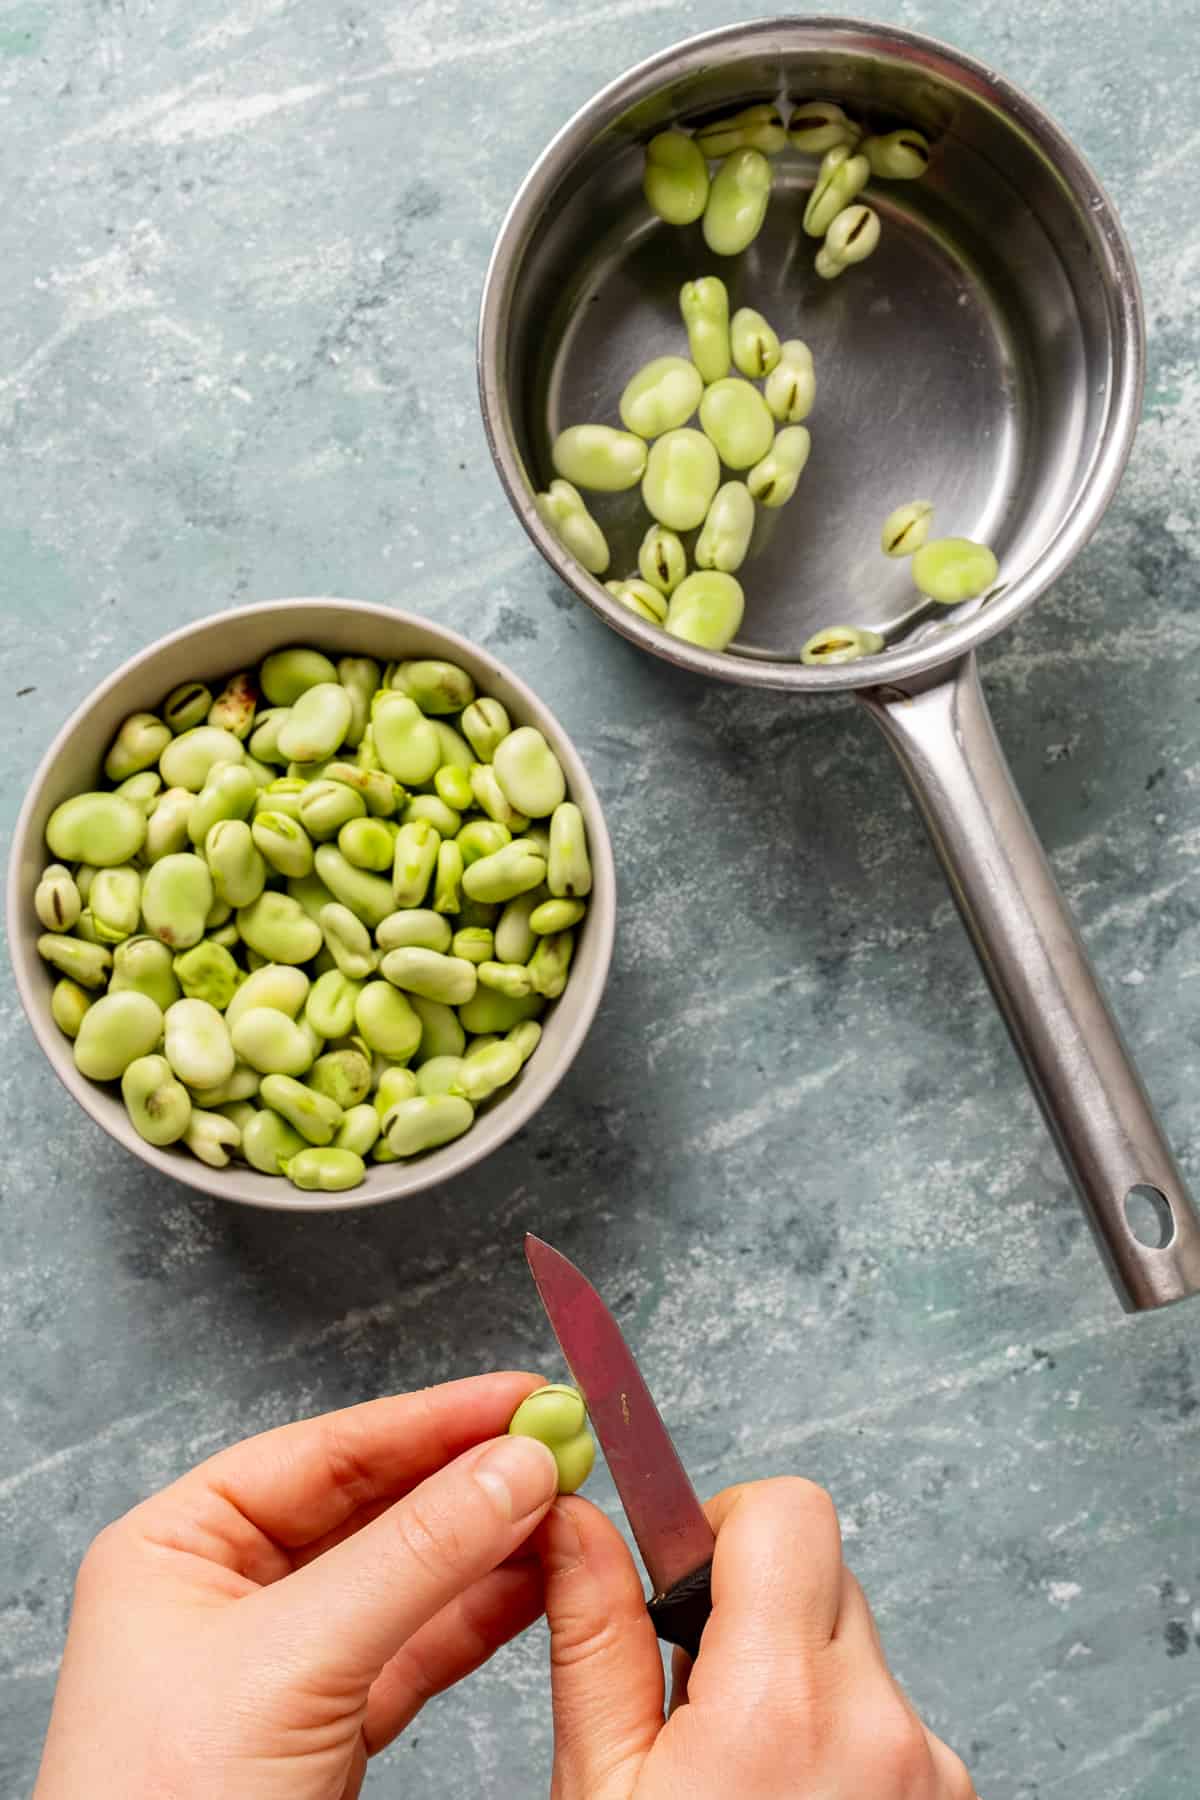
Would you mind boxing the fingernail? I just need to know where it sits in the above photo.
[475,1436,558,1522]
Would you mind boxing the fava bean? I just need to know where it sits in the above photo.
[530,897,586,935]
[372,694,441,787]
[159,727,244,793]
[552,424,647,493]
[305,969,362,1041]
[403,794,461,838]
[432,720,473,769]
[333,1104,380,1157]
[46,792,147,867]
[390,659,476,715]
[787,99,861,153]
[325,761,401,818]
[259,1073,342,1145]
[606,578,668,625]
[697,102,786,158]
[227,963,309,1027]
[703,148,772,256]
[255,777,307,823]
[800,623,885,666]
[313,846,394,930]
[881,500,934,557]
[547,803,591,899]
[307,1047,372,1109]
[144,788,195,862]
[385,1094,474,1158]
[337,657,381,749]
[461,698,511,765]
[281,1146,364,1192]
[206,819,267,909]
[619,355,704,439]
[141,853,213,950]
[452,927,493,964]
[528,930,575,999]
[164,997,235,1090]
[493,727,566,820]
[162,682,212,735]
[38,933,112,988]
[236,890,322,965]
[88,865,142,944]
[251,810,314,878]
[469,764,528,833]
[116,770,163,813]
[680,276,730,384]
[260,648,338,706]
[699,377,775,469]
[508,1019,543,1065]
[665,570,745,651]
[763,339,815,424]
[864,128,930,179]
[730,306,781,378]
[375,1065,419,1121]
[208,671,260,739]
[453,1038,523,1101]
[173,940,242,1010]
[35,865,81,933]
[408,994,467,1063]
[507,1385,594,1494]
[392,819,441,908]
[74,991,163,1082]
[434,763,474,813]
[109,936,181,1010]
[190,1062,261,1109]
[911,537,998,604]
[273,682,352,765]
[457,987,544,1035]
[747,426,811,508]
[248,707,291,765]
[338,816,394,872]
[815,203,880,278]
[231,1006,315,1077]
[477,961,534,999]
[642,428,721,532]
[242,1107,307,1173]
[457,819,511,866]
[695,481,755,574]
[642,130,709,225]
[299,778,366,841]
[183,1108,241,1168]
[354,981,422,1062]
[219,1100,258,1141]
[462,841,547,905]
[494,889,544,964]
[51,977,93,1038]
[121,1053,191,1146]
[434,839,464,915]
[287,870,339,924]
[417,1055,468,1097]
[638,524,688,597]
[104,713,171,782]
[803,144,870,238]
[380,947,477,1006]
[376,908,453,954]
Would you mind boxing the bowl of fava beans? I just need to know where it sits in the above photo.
[7,599,614,1209]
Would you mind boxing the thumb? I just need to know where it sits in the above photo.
[250,1433,558,1684]
[536,1498,664,1799]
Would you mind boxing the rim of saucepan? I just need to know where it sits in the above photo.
[7,598,616,1212]
[478,14,1146,694]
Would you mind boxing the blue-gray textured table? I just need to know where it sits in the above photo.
[2,3,1198,1795]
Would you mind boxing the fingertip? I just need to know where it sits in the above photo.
[474,1434,559,1524]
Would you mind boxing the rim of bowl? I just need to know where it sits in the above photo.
[7,597,616,1211]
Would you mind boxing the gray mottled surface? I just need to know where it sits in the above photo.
[2,2,1199,1795]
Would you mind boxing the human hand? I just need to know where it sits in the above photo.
[536,1476,976,1798]
[35,1373,559,1800]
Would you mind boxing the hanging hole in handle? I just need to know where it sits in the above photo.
[1124,1185,1176,1249]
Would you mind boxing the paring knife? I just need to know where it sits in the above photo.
[524,1233,715,1659]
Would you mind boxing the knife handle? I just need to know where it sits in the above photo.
[646,1559,713,1660]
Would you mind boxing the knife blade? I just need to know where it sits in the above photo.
[524,1233,715,1656]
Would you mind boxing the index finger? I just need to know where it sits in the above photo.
[137,1372,545,1560]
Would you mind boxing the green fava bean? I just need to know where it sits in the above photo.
[251,810,314,878]
[230,1007,316,1077]
[642,429,720,533]
[372,694,441,787]
[206,819,267,909]
[431,720,473,770]
[695,102,786,158]
[665,570,745,652]
[461,699,511,764]
[376,909,453,954]
[409,994,466,1063]
[104,712,172,782]
[747,426,812,508]
[355,981,422,1061]
[547,803,592,900]
[276,683,353,764]
[642,129,709,225]
[281,1146,365,1192]
[227,963,309,1027]
[457,819,511,867]
[173,940,242,1010]
[162,682,212,735]
[35,865,81,933]
[730,306,782,378]
[451,927,493,965]
[392,819,441,909]
[183,1108,241,1168]
[247,706,291,764]
[881,500,934,557]
[699,378,775,469]
[74,911,104,945]
[508,1019,543,1065]
[189,1061,262,1110]
[530,897,586,935]
[815,203,880,279]
[51,977,93,1038]
[381,947,477,1006]
[416,1055,468,1097]
[237,890,323,965]
[164,997,235,1090]
[619,355,704,439]
[507,1385,594,1494]
[319,902,377,979]
[606,578,668,625]
[462,842,547,905]
[680,276,730,384]
[144,788,196,863]
[638,524,687,597]
[255,777,307,823]
[911,538,999,604]
[375,1065,419,1119]
[800,624,885,666]
[219,1100,259,1142]
[433,841,464,916]
[529,930,575,999]
[46,792,147,867]
[551,424,647,494]
[305,969,362,1040]
[307,1048,372,1108]
[385,1094,474,1159]
[469,765,528,833]
[787,99,861,153]
[241,752,275,791]
[494,889,544,964]
[159,727,244,793]
[764,339,815,424]
[37,933,112,988]
[864,127,930,179]
[202,671,257,740]
[260,647,338,706]
[121,1053,191,1145]
[116,770,163,814]
[334,1103,380,1157]
[434,764,474,813]
[452,1037,523,1101]
[325,762,401,818]
[259,1073,343,1145]
[299,779,366,843]
[73,991,163,1082]
[312,846,394,930]
[803,144,870,237]
[492,728,566,820]
[337,817,394,872]
[389,659,476,715]
[403,795,461,839]
[703,147,772,256]
[695,481,755,574]
[242,1108,307,1173]
[477,961,534,999]
[534,479,611,577]
[457,987,544,1035]
[337,656,381,749]
[109,936,181,1010]
[141,853,214,950]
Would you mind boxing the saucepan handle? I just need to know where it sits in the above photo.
[858,652,1200,1312]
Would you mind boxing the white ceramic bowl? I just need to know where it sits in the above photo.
[7,598,615,1211]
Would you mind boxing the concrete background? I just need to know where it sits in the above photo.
[2,1,1198,1794]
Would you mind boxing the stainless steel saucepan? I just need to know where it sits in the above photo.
[477,17,1200,1310]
